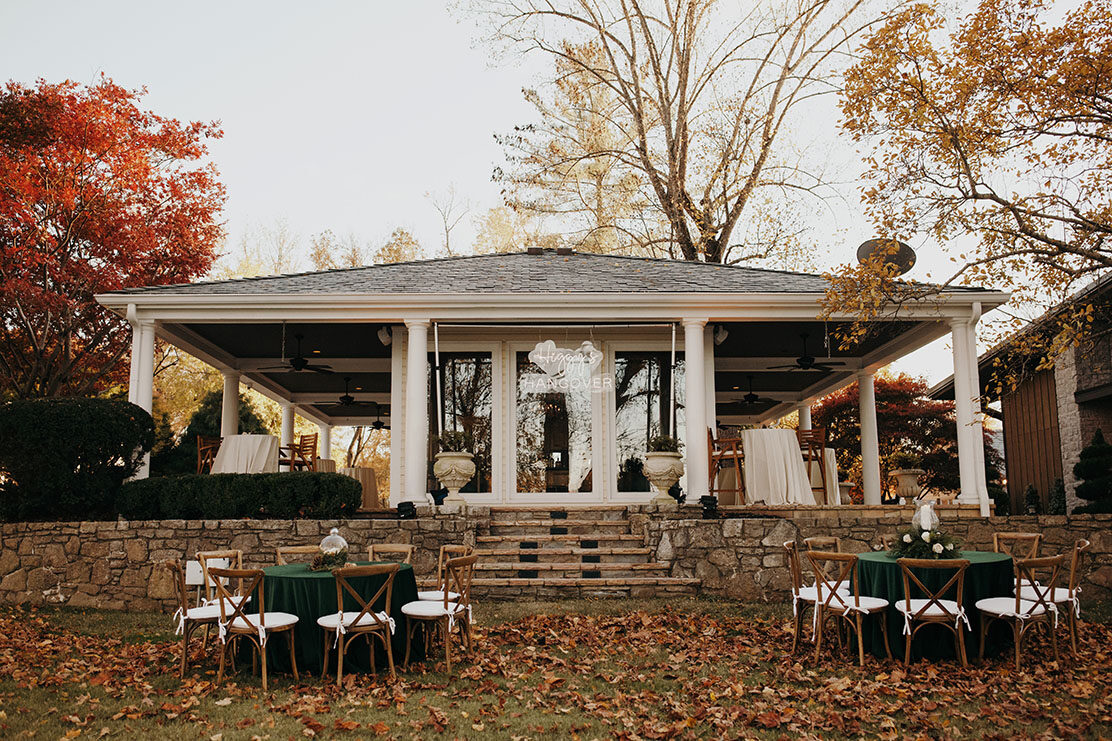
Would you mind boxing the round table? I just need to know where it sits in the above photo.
[856,550,1014,660]
[259,562,420,674]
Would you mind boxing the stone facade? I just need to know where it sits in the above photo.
[1,509,1108,609]
[1053,342,1112,512]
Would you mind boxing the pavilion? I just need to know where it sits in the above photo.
[96,248,1008,515]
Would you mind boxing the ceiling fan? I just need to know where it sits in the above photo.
[337,377,356,406]
[259,326,333,374]
[767,333,847,372]
[735,375,779,406]
[370,402,390,431]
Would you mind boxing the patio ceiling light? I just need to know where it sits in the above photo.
[377,326,392,346]
[713,325,729,345]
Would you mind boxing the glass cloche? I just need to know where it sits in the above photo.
[320,528,348,555]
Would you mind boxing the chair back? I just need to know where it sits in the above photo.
[298,433,319,468]
[1013,554,1067,616]
[803,536,841,552]
[1068,539,1091,598]
[207,567,265,631]
[805,551,859,610]
[163,559,190,614]
[197,549,243,601]
[368,543,415,564]
[993,532,1042,559]
[796,427,828,458]
[443,554,478,611]
[783,541,805,595]
[896,558,970,621]
[275,545,320,565]
[332,563,398,632]
[436,544,473,589]
[708,432,745,504]
[197,435,221,474]
[878,534,898,550]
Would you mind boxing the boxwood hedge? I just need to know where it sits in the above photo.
[116,472,362,520]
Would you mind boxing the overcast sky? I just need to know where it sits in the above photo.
[0,0,990,385]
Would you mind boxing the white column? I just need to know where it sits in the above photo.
[683,319,710,501]
[964,316,990,515]
[317,423,332,464]
[951,319,979,505]
[280,403,295,472]
[220,371,240,438]
[858,371,881,505]
[134,321,155,479]
[798,404,812,430]
[404,320,430,504]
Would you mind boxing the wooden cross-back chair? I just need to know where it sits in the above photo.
[783,540,846,654]
[993,532,1042,559]
[976,554,1066,669]
[896,558,971,666]
[163,559,223,678]
[1019,539,1091,655]
[197,435,221,474]
[803,536,842,553]
[418,544,473,602]
[708,430,745,505]
[318,563,400,684]
[402,554,477,672]
[207,567,299,691]
[279,433,318,471]
[796,427,828,501]
[368,543,415,565]
[275,545,321,565]
[806,551,892,666]
[196,550,245,606]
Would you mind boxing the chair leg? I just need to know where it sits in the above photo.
[336,634,345,687]
[385,632,396,681]
[288,629,299,682]
[813,608,824,662]
[180,624,191,678]
[404,620,414,669]
[1013,621,1022,671]
[790,601,801,654]
[904,624,912,666]
[1068,609,1079,656]
[321,631,330,679]
[855,614,865,666]
[978,616,988,663]
[879,612,892,661]
[956,625,968,668]
[217,638,227,686]
[1049,618,1060,662]
[443,619,452,672]
[260,639,268,693]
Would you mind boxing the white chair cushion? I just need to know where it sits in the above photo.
[401,600,467,619]
[794,583,850,601]
[825,595,888,612]
[975,597,1047,618]
[185,604,222,621]
[205,595,250,610]
[417,590,462,602]
[228,611,299,631]
[316,610,392,630]
[1018,586,1071,604]
[895,598,962,619]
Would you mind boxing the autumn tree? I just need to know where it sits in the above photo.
[481,0,880,263]
[0,77,225,398]
[372,227,422,264]
[832,0,1112,358]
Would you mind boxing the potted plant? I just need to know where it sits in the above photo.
[887,451,925,502]
[433,430,475,507]
[644,435,684,507]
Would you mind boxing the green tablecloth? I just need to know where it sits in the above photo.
[257,562,420,674]
[856,550,1014,660]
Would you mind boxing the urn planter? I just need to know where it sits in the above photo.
[434,451,476,506]
[644,451,684,506]
[889,468,925,501]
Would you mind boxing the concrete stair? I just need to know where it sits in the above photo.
[459,506,699,599]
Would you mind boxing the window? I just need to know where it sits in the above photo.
[614,352,685,492]
[428,352,493,493]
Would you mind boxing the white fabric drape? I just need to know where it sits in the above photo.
[210,434,279,474]
[742,429,815,505]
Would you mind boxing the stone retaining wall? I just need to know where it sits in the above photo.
[1,509,1107,610]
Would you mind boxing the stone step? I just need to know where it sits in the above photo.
[476,562,669,578]
[463,576,700,600]
[488,519,632,536]
[489,505,629,521]
[475,546,652,563]
[476,533,644,546]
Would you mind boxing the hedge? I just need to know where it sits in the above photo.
[116,472,362,520]
[0,397,154,521]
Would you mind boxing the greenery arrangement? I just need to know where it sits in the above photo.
[115,472,360,520]
[436,430,473,453]
[0,398,154,521]
[1074,429,1112,514]
[309,548,349,572]
[888,451,923,470]
[889,525,962,559]
[647,435,683,453]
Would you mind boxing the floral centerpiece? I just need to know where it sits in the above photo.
[310,527,349,572]
[889,502,961,559]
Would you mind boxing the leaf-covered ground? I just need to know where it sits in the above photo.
[0,599,1108,739]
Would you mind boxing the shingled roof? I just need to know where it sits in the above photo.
[109,249,842,296]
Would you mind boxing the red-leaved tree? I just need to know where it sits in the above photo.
[0,77,225,398]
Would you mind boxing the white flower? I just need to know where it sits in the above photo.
[921,531,931,543]
[946,543,954,551]
[932,542,944,554]
[903,534,912,543]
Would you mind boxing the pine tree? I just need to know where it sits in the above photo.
[1048,478,1067,516]
[1074,429,1112,513]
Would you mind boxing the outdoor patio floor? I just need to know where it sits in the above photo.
[0,599,1108,739]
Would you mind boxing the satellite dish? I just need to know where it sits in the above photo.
[856,238,916,276]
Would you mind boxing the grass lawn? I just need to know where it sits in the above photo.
[0,598,1109,739]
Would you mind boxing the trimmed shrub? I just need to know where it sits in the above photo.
[1048,477,1067,516]
[1074,429,1112,513]
[1023,484,1042,515]
[116,472,361,520]
[0,397,154,521]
